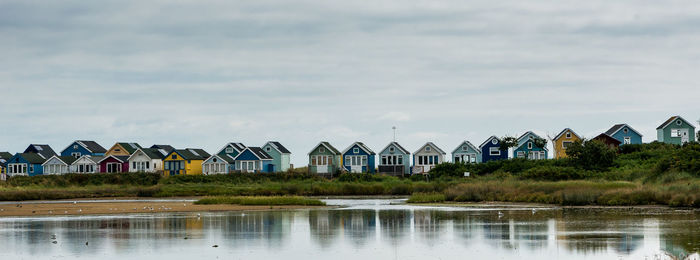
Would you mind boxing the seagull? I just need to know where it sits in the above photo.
[212,245,219,248]
[52,241,58,244]
[532,209,537,214]
[51,234,56,240]
[73,201,77,204]
[85,241,88,246]
[498,211,504,218]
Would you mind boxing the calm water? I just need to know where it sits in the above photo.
[0,199,698,260]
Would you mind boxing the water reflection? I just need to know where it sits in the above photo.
[0,202,697,260]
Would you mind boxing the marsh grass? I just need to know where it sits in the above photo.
[407,192,446,203]
[195,196,325,206]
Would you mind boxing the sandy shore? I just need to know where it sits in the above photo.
[0,198,328,217]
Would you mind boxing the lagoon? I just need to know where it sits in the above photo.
[0,199,697,260]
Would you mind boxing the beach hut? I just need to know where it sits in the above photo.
[656,116,696,145]
[308,142,342,176]
[71,155,103,173]
[604,124,643,145]
[60,140,107,158]
[128,148,168,173]
[162,149,210,176]
[412,142,446,174]
[105,142,142,156]
[42,155,78,175]
[341,142,376,173]
[452,141,481,164]
[553,128,582,159]
[261,141,292,172]
[514,131,548,160]
[6,153,47,177]
[232,147,274,173]
[377,142,411,176]
[479,136,508,162]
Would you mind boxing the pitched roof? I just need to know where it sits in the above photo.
[206,154,236,164]
[605,124,643,137]
[515,131,549,151]
[72,155,104,164]
[187,148,210,158]
[308,141,341,155]
[135,148,168,160]
[380,142,410,155]
[171,149,209,160]
[55,156,78,165]
[99,155,130,163]
[239,147,273,160]
[150,145,175,153]
[657,116,695,130]
[0,152,12,160]
[414,142,446,155]
[342,142,376,155]
[451,141,481,155]
[479,136,500,149]
[553,128,581,141]
[24,144,57,159]
[18,153,47,164]
[116,142,142,154]
[266,141,291,154]
[69,140,107,153]
[593,133,622,145]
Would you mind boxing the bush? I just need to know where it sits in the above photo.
[566,140,617,170]
[519,166,589,181]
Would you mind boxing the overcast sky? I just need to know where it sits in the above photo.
[2,0,699,166]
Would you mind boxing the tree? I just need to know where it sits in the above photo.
[499,136,519,151]
[566,139,617,170]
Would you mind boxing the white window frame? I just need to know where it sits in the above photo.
[562,141,572,149]
[389,147,395,153]
[462,146,467,151]
[528,142,533,149]
[425,146,431,152]
[225,148,233,153]
[624,137,631,144]
[676,120,682,126]
[353,148,359,154]
[319,147,325,153]
[566,132,571,138]
[489,147,500,156]
[491,139,498,145]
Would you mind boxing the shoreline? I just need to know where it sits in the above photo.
[0,197,330,218]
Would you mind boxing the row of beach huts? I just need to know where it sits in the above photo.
[0,116,697,179]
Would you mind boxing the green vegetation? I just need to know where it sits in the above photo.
[407,192,446,203]
[0,142,698,207]
[194,196,325,206]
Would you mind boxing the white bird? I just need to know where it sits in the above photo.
[532,209,537,214]
[498,211,504,218]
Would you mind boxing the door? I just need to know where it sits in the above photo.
[267,164,274,173]
[681,129,689,143]
[168,161,181,176]
[317,156,328,174]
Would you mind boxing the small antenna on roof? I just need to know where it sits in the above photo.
[392,126,397,142]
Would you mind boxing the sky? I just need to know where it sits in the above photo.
[1,0,700,166]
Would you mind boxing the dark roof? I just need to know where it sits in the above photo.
[116,142,142,154]
[77,140,107,153]
[605,124,643,137]
[24,144,57,159]
[605,124,626,136]
[150,145,175,153]
[269,141,291,154]
[20,153,47,164]
[657,116,694,130]
[593,133,622,145]
[343,142,376,155]
[0,152,12,160]
[173,149,208,160]
[208,154,236,164]
[57,156,78,165]
[230,143,246,151]
[249,147,273,160]
[321,142,341,154]
[139,148,167,159]
[187,148,210,158]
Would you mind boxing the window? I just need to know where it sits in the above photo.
[171,155,176,159]
[311,156,317,166]
[671,129,681,137]
[566,132,571,138]
[382,156,387,165]
[29,165,34,173]
[470,157,476,163]
[353,148,359,154]
[213,158,217,163]
[226,148,233,153]
[133,162,137,168]
[362,156,367,166]
[676,120,682,126]
[434,156,439,164]
[319,147,325,153]
[428,156,433,164]
[418,156,423,165]
[345,156,351,166]
[73,145,78,149]
[517,151,525,158]
[266,147,271,152]
[528,142,533,149]
[248,162,254,170]
[624,137,631,145]
[71,152,80,158]
[454,156,460,163]
[397,157,403,165]
[490,147,500,156]
[562,141,572,149]
[425,146,431,152]
[462,146,467,151]
[389,147,395,153]
[115,149,121,152]
[623,128,629,134]
[492,139,498,145]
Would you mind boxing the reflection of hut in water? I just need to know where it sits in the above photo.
[557,212,645,256]
[309,210,342,248]
[452,212,477,241]
[513,221,549,250]
[341,210,376,248]
[216,211,293,248]
[414,210,445,246]
[379,210,411,245]
[480,215,514,250]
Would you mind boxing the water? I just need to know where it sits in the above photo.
[0,199,697,260]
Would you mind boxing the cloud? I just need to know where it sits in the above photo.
[1,0,699,165]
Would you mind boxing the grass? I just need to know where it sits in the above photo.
[407,192,446,203]
[194,196,326,206]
